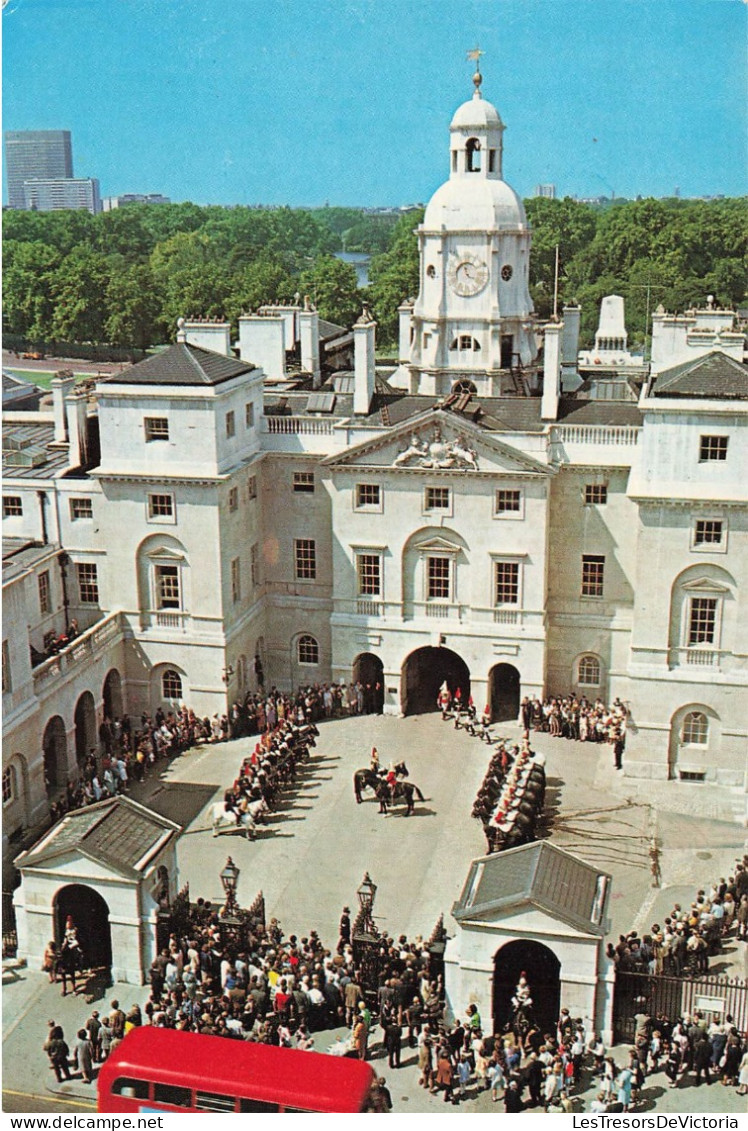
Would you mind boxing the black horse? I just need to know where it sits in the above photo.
[374,777,425,816]
[353,760,409,803]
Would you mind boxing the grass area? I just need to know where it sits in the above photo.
[6,369,57,390]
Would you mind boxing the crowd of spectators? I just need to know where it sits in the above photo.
[521,693,627,747]
[228,678,383,740]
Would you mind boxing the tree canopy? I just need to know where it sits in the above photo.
[3,196,745,351]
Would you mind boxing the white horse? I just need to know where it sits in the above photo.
[211,804,256,839]
[244,796,270,824]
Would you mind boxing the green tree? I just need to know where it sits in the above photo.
[367,209,422,344]
[299,255,362,326]
[105,264,161,349]
[49,250,117,343]
[2,240,61,339]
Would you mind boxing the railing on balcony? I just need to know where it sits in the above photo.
[154,611,188,630]
[552,424,641,446]
[264,416,335,435]
[355,598,383,617]
[32,611,125,691]
[666,646,724,670]
[493,607,519,625]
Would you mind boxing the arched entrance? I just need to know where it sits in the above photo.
[54,883,112,972]
[102,669,123,722]
[401,646,470,716]
[492,939,561,1037]
[489,663,521,723]
[352,652,384,713]
[43,715,68,798]
[74,691,96,765]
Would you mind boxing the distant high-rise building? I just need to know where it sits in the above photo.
[23,177,101,215]
[4,129,73,209]
[102,193,171,210]
[534,183,557,199]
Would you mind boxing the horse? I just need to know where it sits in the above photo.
[353,760,409,803]
[375,777,425,817]
[211,804,257,839]
[243,796,270,824]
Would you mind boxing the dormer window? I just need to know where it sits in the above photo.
[466,137,481,172]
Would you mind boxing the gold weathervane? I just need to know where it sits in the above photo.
[466,46,484,93]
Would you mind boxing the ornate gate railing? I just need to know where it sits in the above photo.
[613,970,748,1044]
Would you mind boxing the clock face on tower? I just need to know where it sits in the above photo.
[447,253,489,297]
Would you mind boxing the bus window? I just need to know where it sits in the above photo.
[112,1078,149,1100]
[238,1098,280,1113]
[153,1083,191,1108]
[195,1091,237,1113]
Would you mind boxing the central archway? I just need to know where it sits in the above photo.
[54,883,112,972]
[401,646,470,716]
[352,653,384,714]
[493,939,561,1038]
[489,663,521,723]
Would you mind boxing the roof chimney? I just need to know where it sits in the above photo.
[353,304,377,416]
[299,299,321,388]
[541,321,562,422]
[51,372,75,444]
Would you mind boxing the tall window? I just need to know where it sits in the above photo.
[245,402,255,429]
[3,496,23,517]
[427,556,451,601]
[2,766,15,805]
[581,555,605,598]
[148,493,174,519]
[162,670,183,700]
[250,543,260,588]
[687,597,717,645]
[38,570,51,615]
[225,410,236,438]
[247,475,257,500]
[699,435,728,461]
[357,554,381,596]
[228,487,239,512]
[2,640,11,694]
[494,561,519,605]
[293,472,315,493]
[682,711,708,745]
[77,562,99,603]
[156,565,180,609]
[577,655,601,686]
[298,635,319,665]
[70,497,93,520]
[144,417,169,442]
[294,539,317,580]
[231,557,241,603]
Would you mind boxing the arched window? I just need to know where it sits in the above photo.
[2,764,16,805]
[452,379,477,394]
[450,336,481,352]
[298,635,319,665]
[466,137,481,172]
[682,711,708,745]
[162,669,183,700]
[577,655,601,686]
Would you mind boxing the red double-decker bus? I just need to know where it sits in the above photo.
[97,1028,375,1113]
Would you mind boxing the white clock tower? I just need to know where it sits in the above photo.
[402,68,539,398]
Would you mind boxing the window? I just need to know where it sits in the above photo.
[228,487,239,513]
[247,475,257,500]
[156,565,180,609]
[239,1099,280,1114]
[70,497,93,520]
[162,670,183,700]
[581,555,605,598]
[112,1078,149,1100]
[3,496,23,517]
[682,711,709,745]
[356,483,381,509]
[577,655,601,686]
[148,493,174,519]
[38,570,50,615]
[294,539,317,580]
[357,553,381,596]
[699,435,728,461]
[494,561,519,605]
[693,519,723,547]
[427,556,451,601]
[153,1084,191,1108]
[76,562,99,603]
[298,634,319,665]
[245,402,255,428]
[425,486,450,511]
[687,597,717,645]
[450,336,481,351]
[225,410,235,439]
[293,471,315,493]
[2,767,16,807]
[250,543,260,588]
[584,484,608,505]
[144,417,169,442]
[196,1092,238,1114]
[231,557,241,603]
[1,640,10,693]
[495,489,522,515]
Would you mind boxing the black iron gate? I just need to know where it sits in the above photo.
[2,892,18,959]
[613,970,748,1044]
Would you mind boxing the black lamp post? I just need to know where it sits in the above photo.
[356,871,377,932]
[353,872,380,1006]
[220,856,240,918]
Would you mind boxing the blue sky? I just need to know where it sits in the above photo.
[3,0,747,206]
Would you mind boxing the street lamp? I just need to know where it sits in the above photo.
[356,871,377,932]
[220,856,240,917]
[353,872,380,1006]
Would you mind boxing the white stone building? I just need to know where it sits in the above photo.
[3,76,747,873]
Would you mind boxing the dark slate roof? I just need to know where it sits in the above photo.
[555,398,643,425]
[452,841,611,936]
[651,351,748,399]
[2,538,59,584]
[16,796,180,878]
[3,370,44,410]
[318,318,347,341]
[2,420,70,480]
[108,343,257,387]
